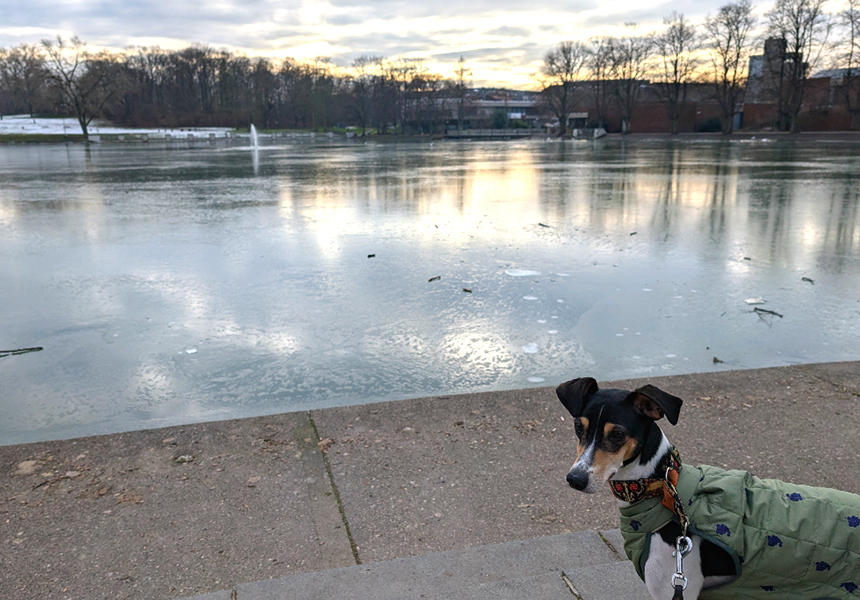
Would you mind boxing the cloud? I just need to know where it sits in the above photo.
[433,42,541,63]
[327,0,595,17]
[485,26,531,37]
[327,14,364,26]
[434,47,515,61]
[0,0,752,87]
[325,29,469,62]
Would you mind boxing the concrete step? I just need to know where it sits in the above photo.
[181,530,650,600]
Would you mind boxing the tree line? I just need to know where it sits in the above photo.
[0,39,465,139]
[542,0,860,135]
[1,0,859,138]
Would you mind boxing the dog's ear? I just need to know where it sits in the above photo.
[556,377,598,417]
[627,385,683,425]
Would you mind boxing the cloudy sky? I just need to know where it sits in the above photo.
[1,0,783,88]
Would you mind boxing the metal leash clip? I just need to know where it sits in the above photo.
[671,535,693,593]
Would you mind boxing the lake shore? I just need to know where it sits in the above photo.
[5,125,860,145]
[1,361,858,599]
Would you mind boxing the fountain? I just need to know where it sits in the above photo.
[249,123,259,148]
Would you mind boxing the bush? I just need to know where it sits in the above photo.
[491,109,508,129]
[697,116,722,133]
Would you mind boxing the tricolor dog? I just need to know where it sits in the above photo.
[556,377,860,600]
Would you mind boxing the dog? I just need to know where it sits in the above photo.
[556,377,860,600]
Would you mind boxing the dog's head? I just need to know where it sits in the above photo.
[556,377,682,493]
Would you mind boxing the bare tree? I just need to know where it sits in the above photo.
[541,41,588,137]
[41,36,123,139]
[705,1,756,133]
[841,0,860,128]
[386,58,420,133]
[766,0,831,132]
[586,37,614,129]
[653,12,699,134]
[0,44,48,119]
[409,69,446,133]
[351,55,383,135]
[610,26,653,134]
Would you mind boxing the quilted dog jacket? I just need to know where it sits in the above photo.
[618,463,860,599]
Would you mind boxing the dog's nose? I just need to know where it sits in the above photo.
[566,469,589,490]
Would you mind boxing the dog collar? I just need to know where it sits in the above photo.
[608,446,683,504]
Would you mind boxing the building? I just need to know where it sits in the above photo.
[744,38,860,131]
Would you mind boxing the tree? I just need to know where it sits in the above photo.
[610,26,653,134]
[542,40,588,137]
[308,58,335,131]
[409,69,446,133]
[766,0,831,132]
[586,37,614,130]
[249,58,277,128]
[653,12,699,134]
[0,44,49,118]
[351,55,383,135]
[41,36,124,139]
[387,58,420,134]
[705,0,756,134]
[841,0,860,128]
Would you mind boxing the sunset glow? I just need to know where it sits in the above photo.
[0,0,818,88]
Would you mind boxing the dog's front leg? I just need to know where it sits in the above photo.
[643,533,704,600]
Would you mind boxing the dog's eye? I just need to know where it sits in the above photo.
[603,427,628,450]
[608,427,627,442]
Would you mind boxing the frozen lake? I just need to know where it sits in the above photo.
[1,137,859,444]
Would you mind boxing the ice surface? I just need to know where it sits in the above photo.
[1,138,859,444]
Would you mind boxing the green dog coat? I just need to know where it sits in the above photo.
[618,463,860,599]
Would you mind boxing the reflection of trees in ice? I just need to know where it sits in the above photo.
[1,139,859,444]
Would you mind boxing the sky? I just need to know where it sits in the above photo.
[0,0,804,89]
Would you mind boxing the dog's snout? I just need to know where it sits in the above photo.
[566,469,589,491]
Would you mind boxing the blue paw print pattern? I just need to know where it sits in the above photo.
[786,492,803,501]
[815,561,831,571]
[760,585,775,592]
[715,523,731,536]
[630,520,641,532]
[767,535,783,547]
[840,582,858,593]
[848,515,860,528]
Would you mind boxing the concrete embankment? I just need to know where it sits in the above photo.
[1,362,858,599]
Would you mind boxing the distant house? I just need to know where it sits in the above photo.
[438,89,543,131]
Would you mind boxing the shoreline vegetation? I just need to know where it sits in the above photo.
[4,126,860,145]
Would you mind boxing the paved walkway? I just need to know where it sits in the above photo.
[185,530,649,600]
[1,362,858,599]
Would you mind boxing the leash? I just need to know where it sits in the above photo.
[609,447,694,599]
[671,534,693,599]
[663,458,693,599]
